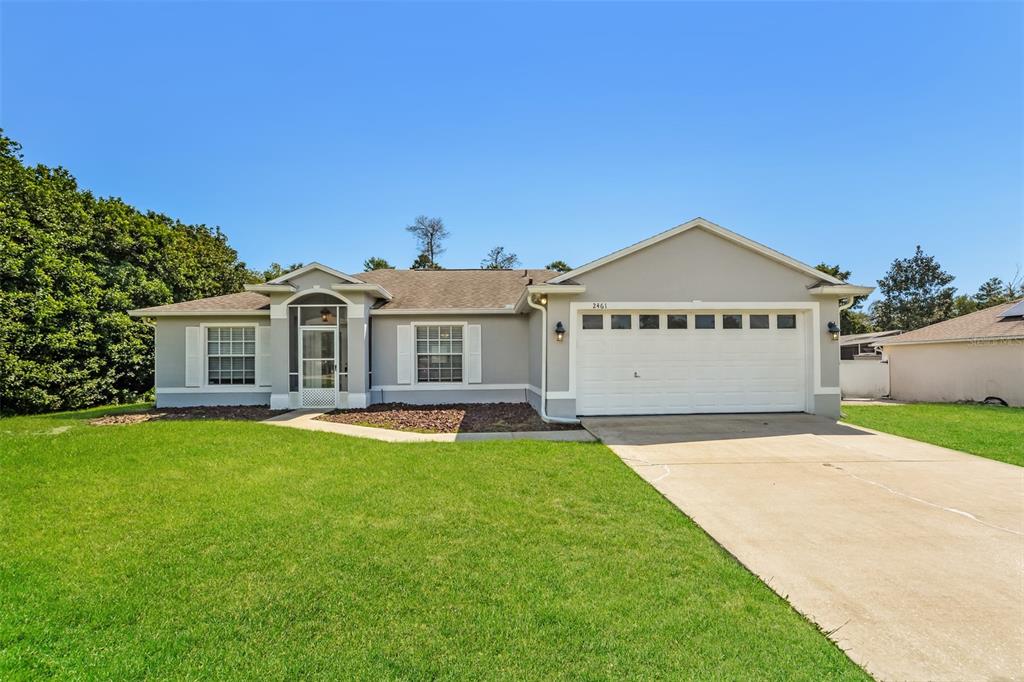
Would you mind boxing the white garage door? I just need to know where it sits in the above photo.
[576,311,808,415]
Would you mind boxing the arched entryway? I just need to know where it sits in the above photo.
[287,292,348,408]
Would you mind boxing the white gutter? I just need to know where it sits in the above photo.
[526,294,581,425]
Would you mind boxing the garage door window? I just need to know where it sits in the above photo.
[639,314,660,330]
[582,314,603,330]
[777,314,797,329]
[667,314,687,329]
[750,314,769,329]
[695,314,715,329]
[723,314,743,329]
[611,314,632,330]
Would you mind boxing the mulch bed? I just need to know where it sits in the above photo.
[316,402,580,434]
[90,406,288,426]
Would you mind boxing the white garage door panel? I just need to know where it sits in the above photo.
[576,311,807,415]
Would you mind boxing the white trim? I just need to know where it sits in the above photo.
[372,383,529,392]
[298,324,341,408]
[272,289,353,319]
[267,262,363,285]
[808,284,875,297]
[243,283,296,293]
[157,386,271,394]
[370,307,517,316]
[568,301,836,404]
[200,322,261,390]
[880,336,1024,347]
[527,384,541,396]
[548,217,845,285]
[546,390,574,400]
[347,304,366,319]
[410,321,469,387]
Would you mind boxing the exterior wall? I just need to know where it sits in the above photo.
[841,360,891,399]
[887,341,1024,406]
[153,315,271,408]
[368,313,531,404]
[546,227,844,418]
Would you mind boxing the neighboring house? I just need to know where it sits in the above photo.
[840,330,902,360]
[129,217,873,419]
[839,330,901,399]
[876,299,1024,406]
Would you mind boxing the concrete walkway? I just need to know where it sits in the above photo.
[584,413,1024,682]
[263,409,595,443]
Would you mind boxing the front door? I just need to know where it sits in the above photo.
[300,327,337,408]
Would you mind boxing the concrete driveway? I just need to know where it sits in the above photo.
[584,414,1024,682]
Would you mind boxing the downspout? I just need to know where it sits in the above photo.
[527,295,581,425]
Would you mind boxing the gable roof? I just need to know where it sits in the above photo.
[267,262,363,284]
[356,269,559,313]
[839,329,903,346]
[129,292,270,317]
[548,217,846,286]
[879,299,1024,346]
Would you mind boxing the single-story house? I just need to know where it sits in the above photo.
[875,298,1024,407]
[129,217,873,420]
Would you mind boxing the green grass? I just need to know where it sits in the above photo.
[1,408,866,680]
[842,403,1024,467]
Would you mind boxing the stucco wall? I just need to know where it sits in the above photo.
[545,226,843,417]
[154,316,270,388]
[369,314,531,387]
[887,341,1024,406]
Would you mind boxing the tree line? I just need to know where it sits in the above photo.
[1,128,1017,413]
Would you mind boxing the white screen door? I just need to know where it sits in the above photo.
[300,327,337,408]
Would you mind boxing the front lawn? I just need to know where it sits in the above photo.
[1,408,865,680]
[842,402,1024,467]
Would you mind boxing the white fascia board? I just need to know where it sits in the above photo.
[128,310,270,318]
[549,217,845,285]
[879,335,1024,347]
[266,261,364,285]
[330,283,393,300]
[370,307,518,316]
[526,284,586,295]
[244,283,296,293]
[808,284,875,297]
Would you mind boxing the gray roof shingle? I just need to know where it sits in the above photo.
[881,299,1024,345]
[130,292,270,315]
[355,269,559,311]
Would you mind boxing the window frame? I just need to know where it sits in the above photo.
[777,314,798,330]
[202,323,258,387]
[412,322,467,385]
[722,314,743,330]
[666,314,688,330]
[638,314,661,330]
[694,314,716,330]
[581,314,604,330]
[610,314,633,330]
[749,314,770,330]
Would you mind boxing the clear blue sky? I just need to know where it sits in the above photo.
[2,1,1021,299]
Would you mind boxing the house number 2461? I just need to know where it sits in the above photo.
[592,303,608,309]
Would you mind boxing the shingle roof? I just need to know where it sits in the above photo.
[355,269,559,311]
[880,299,1024,345]
[130,292,270,315]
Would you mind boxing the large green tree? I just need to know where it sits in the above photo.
[869,246,956,331]
[0,132,251,413]
[814,263,873,334]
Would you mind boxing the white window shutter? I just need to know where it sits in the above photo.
[467,324,482,384]
[396,325,413,385]
[256,326,272,387]
[185,326,202,387]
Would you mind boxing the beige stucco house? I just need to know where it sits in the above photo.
[876,299,1024,406]
[129,217,872,420]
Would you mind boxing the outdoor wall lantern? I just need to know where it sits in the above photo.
[827,321,840,341]
[320,308,334,323]
[539,294,548,305]
[554,321,566,342]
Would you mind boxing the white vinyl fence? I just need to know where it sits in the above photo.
[840,360,890,399]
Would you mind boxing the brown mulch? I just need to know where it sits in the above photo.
[316,402,581,434]
[89,406,288,426]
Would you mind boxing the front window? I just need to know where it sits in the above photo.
[207,326,255,385]
[416,325,463,383]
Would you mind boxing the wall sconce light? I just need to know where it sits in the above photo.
[554,321,565,342]
[827,321,840,341]
[320,308,333,323]
[539,294,548,305]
